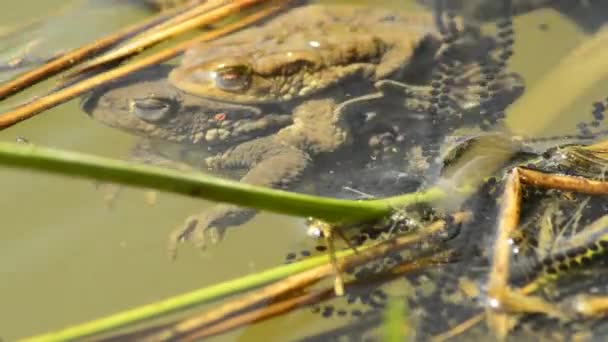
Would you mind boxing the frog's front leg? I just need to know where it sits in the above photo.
[169,99,344,256]
[169,136,310,256]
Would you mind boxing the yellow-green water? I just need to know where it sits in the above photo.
[0,1,607,341]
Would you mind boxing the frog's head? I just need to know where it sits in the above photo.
[168,45,330,105]
[81,65,291,147]
[167,10,400,106]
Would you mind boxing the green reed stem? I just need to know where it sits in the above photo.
[21,247,358,342]
[22,212,462,342]
[0,142,446,341]
[0,142,445,223]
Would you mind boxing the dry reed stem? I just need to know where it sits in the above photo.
[180,250,456,341]
[144,213,470,341]
[445,165,608,341]
[183,287,333,341]
[0,2,285,130]
[519,168,608,194]
[72,0,244,75]
[145,264,333,341]
[487,169,522,291]
[485,168,521,340]
[0,0,196,100]
[432,313,485,342]
[568,295,608,317]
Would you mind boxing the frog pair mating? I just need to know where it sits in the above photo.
[82,4,524,255]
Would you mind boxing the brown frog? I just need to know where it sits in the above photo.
[84,64,521,255]
[168,5,452,104]
[85,5,523,254]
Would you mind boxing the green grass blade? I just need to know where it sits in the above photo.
[20,248,356,342]
[0,142,445,222]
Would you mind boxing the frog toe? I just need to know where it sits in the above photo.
[168,205,256,259]
[168,215,203,259]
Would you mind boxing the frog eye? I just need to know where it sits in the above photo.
[130,97,174,122]
[214,65,251,91]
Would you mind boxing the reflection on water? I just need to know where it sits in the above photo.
[0,1,607,341]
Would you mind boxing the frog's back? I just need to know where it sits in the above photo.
[180,4,441,77]
[171,4,445,104]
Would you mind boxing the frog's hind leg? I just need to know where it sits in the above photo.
[168,136,310,258]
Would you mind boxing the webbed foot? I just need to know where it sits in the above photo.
[168,204,255,259]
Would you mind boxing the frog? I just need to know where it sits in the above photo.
[85,4,524,254]
[168,4,451,103]
[84,62,523,255]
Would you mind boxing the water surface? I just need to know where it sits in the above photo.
[0,1,607,340]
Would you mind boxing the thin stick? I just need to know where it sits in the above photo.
[183,251,455,341]
[142,213,471,341]
[144,265,333,341]
[432,313,485,342]
[434,276,567,342]
[487,169,521,296]
[72,0,256,75]
[568,295,608,317]
[0,0,196,100]
[322,223,345,296]
[519,168,608,194]
[440,165,608,341]
[182,288,333,341]
[0,2,285,130]
[485,168,522,340]
[433,272,547,342]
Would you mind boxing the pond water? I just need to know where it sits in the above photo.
[0,0,608,341]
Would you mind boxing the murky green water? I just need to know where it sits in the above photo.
[0,1,607,341]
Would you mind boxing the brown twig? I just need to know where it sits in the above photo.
[519,168,608,194]
[432,313,485,342]
[183,250,456,341]
[567,295,608,317]
[145,265,332,341]
[141,213,471,341]
[0,0,198,100]
[0,2,286,130]
[185,287,333,341]
[71,0,246,76]
[441,164,608,341]
[485,168,522,340]
[185,251,456,340]
[487,169,521,296]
